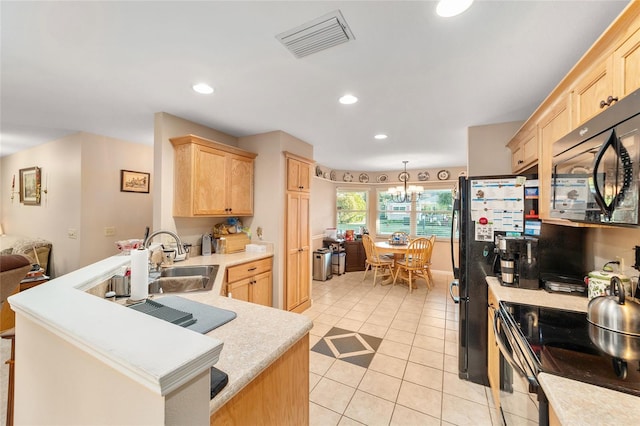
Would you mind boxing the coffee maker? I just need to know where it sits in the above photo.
[495,235,540,289]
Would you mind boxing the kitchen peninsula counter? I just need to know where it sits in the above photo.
[7,248,311,424]
[486,277,640,425]
[170,292,312,415]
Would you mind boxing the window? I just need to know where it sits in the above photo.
[377,191,411,235]
[415,188,453,238]
[336,190,368,234]
[377,187,453,238]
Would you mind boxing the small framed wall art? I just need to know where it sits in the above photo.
[19,166,41,205]
[120,170,150,193]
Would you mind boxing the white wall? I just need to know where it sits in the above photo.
[467,121,523,176]
[239,130,314,309]
[0,132,153,276]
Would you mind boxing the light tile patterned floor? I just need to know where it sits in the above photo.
[302,270,499,426]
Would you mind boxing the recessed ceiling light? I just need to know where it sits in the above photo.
[436,0,474,18]
[374,134,388,140]
[192,83,214,94]
[339,94,358,105]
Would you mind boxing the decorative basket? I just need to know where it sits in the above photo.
[389,232,408,245]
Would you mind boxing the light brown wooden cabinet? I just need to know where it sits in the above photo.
[226,257,273,307]
[613,26,640,99]
[210,334,309,425]
[284,152,312,313]
[285,191,311,312]
[537,96,571,221]
[505,3,640,227]
[170,134,257,217]
[509,126,538,173]
[487,287,501,413]
[286,157,311,192]
[571,56,614,126]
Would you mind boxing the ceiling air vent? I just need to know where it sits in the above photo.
[276,10,355,58]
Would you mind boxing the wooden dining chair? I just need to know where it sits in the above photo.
[361,234,393,287]
[392,237,432,293]
[423,235,436,289]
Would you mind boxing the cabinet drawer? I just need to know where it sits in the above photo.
[226,257,272,282]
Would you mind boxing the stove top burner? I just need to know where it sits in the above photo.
[501,301,640,397]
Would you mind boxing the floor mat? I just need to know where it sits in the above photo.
[311,327,382,368]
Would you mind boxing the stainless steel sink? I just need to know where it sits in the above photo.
[148,265,219,294]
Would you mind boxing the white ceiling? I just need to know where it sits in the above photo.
[0,1,630,172]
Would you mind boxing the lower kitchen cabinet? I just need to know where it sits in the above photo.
[210,334,309,425]
[226,257,273,307]
[487,287,501,414]
[344,240,366,272]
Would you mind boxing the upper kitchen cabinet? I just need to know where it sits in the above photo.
[573,12,640,126]
[571,56,614,126]
[537,95,571,221]
[613,26,640,99]
[170,135,257,217]
[286,156,312,192]
[508,125,538,173]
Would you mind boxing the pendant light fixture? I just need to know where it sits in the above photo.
[388,161,423,203]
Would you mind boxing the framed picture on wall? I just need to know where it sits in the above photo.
[120,170,150,193]
[19,166,41,205]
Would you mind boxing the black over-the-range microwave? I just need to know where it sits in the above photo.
[551,88,640,226]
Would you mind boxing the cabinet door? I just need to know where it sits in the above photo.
[572,56,614,126]
[613,27,640,99]
[252,270,273,307]
[194,146,227,215]
[298,161,311,192]
[511,143,524,173]
[298,193,311,306]
[227,278,250,302]
[538,96,571,220]
[285,192,310,311]
[228,154,254,215]
[287,158,312,192]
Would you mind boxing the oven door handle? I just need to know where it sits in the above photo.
[492,306,537,387]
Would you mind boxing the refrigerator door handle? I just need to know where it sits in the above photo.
[451,199,460,279]
[449,280,460,303]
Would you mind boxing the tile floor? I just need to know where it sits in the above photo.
[302,270,500,426]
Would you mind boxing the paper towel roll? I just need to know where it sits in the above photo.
[130,248,149,301]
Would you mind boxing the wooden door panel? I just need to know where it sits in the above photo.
[194,147,227,214]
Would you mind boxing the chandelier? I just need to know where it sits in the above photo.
[387,161,423,203]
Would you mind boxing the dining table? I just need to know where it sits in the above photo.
[374,241,409,285]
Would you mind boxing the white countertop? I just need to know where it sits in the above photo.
[168,292,312,413]
[487,276,588,312]
[487,277,640,424]
[6,245,292,404]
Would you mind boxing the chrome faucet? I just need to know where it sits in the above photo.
[143,230,187,262]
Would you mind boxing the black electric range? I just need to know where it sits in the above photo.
[500,301,640,397]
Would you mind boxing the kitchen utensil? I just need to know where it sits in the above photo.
[587,276,640,336]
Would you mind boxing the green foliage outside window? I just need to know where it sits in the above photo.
[337,191,367,234]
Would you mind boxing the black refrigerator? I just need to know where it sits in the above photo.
[450,175,586,386]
